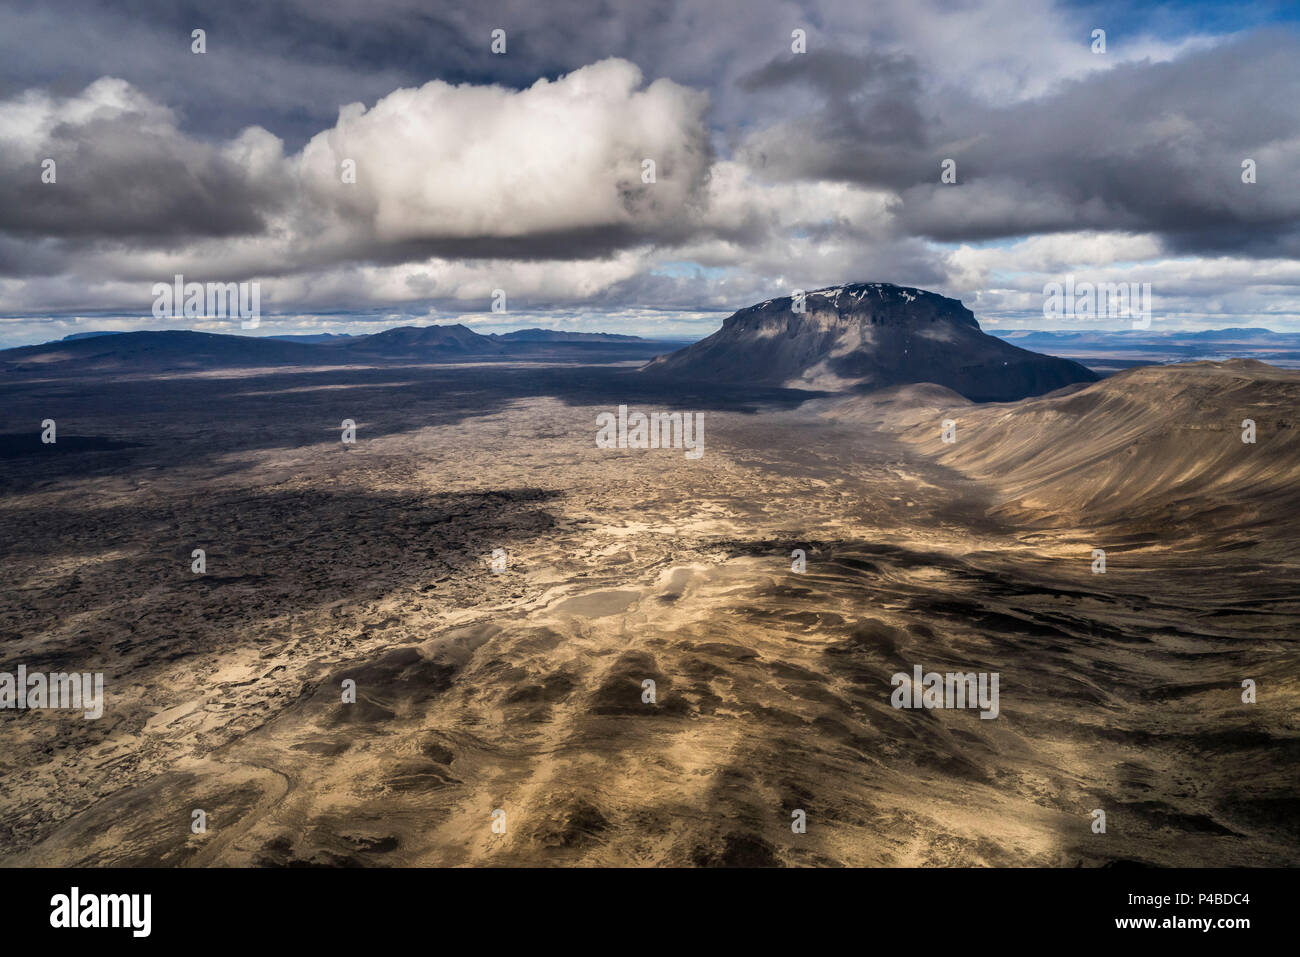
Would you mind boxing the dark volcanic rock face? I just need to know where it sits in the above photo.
[644,283,1098,401]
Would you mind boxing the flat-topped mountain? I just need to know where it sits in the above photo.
[0,329,322,372]
[339,323,499,357]
[643,282,1098,401]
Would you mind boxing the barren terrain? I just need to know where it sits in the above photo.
[1,357,1296,866]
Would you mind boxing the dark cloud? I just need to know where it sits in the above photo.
[0,0,776,148]
[738,29,1300,254]
[0,125,286,245]
[737,49,931,187]
[1,0,1298,337]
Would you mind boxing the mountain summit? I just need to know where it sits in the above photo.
[644,283,1098,401]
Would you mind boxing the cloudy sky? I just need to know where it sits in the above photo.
[1,0,1298,346]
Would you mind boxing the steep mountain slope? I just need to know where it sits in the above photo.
[900,359,1300,532]
[643,283,1097,401]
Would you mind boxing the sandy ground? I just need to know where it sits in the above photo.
[0,359,1296,866]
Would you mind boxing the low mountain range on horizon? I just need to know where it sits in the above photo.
[643,282,1098,401]
[489,328,653,342]
[336,323,499,357]
[993,327,1300,372]
[7,330,325,370]
[266,332,357,343]
[995,327,1297,343]
[1,324,683,372]
[50,325,659,345]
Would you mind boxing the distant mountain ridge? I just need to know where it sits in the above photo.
[0,324,683,371]
[992,327,1300,372]
[61,331,124,341]
[996,327,1291,341]
[338,324,498,356]
[489,328,653,342]
[2,330,322,372]
[267,333,356,343]
[644,282,1098,401]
